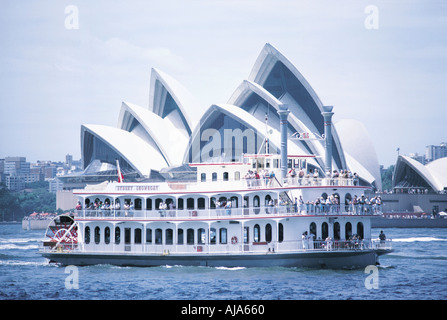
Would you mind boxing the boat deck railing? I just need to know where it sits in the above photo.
[165,177,360,191]
[75,204,382,221]
[41,238,392,255]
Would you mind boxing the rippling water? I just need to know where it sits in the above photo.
[1,223,446,300]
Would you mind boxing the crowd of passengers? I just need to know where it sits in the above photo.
[301,231,366,250]
[76,193,382,216]
[243,167,360,187]
[300,194,383,215]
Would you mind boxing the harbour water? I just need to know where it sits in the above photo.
[1,223,446,301]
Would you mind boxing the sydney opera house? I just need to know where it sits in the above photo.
[62,43,383,191]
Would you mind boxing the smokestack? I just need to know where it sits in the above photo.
[278,105,290,182]
[321,106,334,174]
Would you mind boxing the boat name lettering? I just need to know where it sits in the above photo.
[115,185,159,191]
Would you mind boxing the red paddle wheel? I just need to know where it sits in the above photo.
[43,214,78,251]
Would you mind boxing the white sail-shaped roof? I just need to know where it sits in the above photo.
[77,43,383,190]
[148,68,204,136]
[183,103,315,166]
[81,124,167,177]
[334,119,382,190]
[394,155,445,192]
[118,101,188,166]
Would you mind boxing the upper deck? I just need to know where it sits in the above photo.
[73,154,376,222]
[74,153,364,196]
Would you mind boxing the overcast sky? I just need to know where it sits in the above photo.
[1,0,446,167]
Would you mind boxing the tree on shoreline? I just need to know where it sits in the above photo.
[0,182,56,221]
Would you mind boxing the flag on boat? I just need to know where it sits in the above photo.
[116,160,124,183]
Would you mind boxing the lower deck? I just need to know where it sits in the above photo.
[45,214,392,256]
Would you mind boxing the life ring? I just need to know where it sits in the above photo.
[231,236,238,245]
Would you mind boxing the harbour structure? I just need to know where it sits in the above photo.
[58,43,382,195]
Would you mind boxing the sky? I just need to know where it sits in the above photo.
[0,0,446,167]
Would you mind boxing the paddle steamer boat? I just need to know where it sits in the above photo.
[41,153,392,268]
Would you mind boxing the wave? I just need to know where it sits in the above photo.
[392,237,447,243]
[0,237,42,244]
[0,260,51,267]
[0,244,39,250]
[215,266,246,271]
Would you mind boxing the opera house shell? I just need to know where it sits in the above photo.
[73,43,382,191]
[393,155,447,193]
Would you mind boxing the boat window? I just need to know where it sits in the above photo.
[210,228,216,244]
[178,229,184,245]
[198,198,206,210]
[85,226,90,244]
[344,193,352,212]
[210,197,216,209]
[166,198,174,209]
[244,196,249,208]
[310,222,317,238]
[219,228,227,244]
[115,227,120,245]
[345,222,352,239]
[234,171,240,181]
[244,226,249,244]
[321,222,328,239]
[155,228,163,244]
[274,159,279,168]
[187,228,194,244]
[94,226,100,244]
[198,228,206,244]
[357,222,364,239]
[333,222,340,240]
[223,172,229,181]
[166,229,173,245]
[134,198,142,210]
[253,195,260,207]
[135,228,142,244]
[201,173,206,182]
[265,224,272,243]
[278,223,284,243]
[254,224,261,242]
[104,227,110,244]
[178,198,184,210]
[146,228,152,243]
[146,198,152,210]
[212,172,217,181]
[230,196,238,208]
[187,198,194,210]
[253,196,260,214]
[125,228,131,245]
[265,195,272,206]
[155,198,163,210]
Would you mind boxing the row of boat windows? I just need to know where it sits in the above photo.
[83,221,364,245]
[84,224,284,245]
[83,193,358,211]
[311,221,365,240]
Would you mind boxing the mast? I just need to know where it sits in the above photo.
[277,104,290,182]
